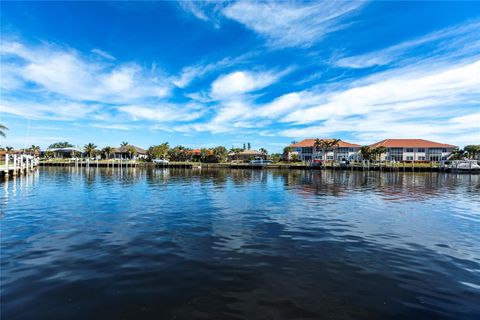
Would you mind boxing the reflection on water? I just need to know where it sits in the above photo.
[1,167,480,320]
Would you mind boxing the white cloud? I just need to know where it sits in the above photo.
[1,41,170,104]
[210,70,278,100]
[222,1,365,48]
[282,60,480,124]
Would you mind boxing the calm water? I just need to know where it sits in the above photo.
[1,167,479,319]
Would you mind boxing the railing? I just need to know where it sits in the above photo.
[1,154,38,175]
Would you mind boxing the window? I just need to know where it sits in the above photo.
[417,148,425,152]
[406,148,414,152]
[406,156,413,161]
[327,156,334,160]
[442,148,447,153]
[418,156,426,161]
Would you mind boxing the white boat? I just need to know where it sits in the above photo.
[447,160,480,172]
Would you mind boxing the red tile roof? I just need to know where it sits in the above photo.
[370,139,456,148]
[290,139,361,148]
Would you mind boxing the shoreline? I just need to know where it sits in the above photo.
[35,161,477,173]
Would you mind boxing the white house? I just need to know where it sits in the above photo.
[290,139,361,162]
[370,139,457,161]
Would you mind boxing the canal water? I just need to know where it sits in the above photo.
[1,167,479,319]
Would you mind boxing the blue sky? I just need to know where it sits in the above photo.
[0,1,479,152]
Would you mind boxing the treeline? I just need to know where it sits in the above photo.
[38,141,284,163]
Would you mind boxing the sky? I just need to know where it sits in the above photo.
[0,1,479,152]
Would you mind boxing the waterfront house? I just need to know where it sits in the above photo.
[113,145,147,160]
[45,147,82,158]
[370,139,457,161]
[227,150,265,162]
[290,139,361,162]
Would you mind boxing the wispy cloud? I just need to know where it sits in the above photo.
[118,104,203,123]
[91,48,116,60]
[180,0,365,48]
[337,20,480,69]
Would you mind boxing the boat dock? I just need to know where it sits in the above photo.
[1,154,38,179]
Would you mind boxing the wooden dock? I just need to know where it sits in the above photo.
[1,154,38,179]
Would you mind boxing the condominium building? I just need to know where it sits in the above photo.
[290,139,361,162]
[370,139,457,161]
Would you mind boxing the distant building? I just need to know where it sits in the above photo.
[290,139,361,162]
[113,145,147,160]
[370,139,457,161]
[45,147,82,158]
[227,150,265,162]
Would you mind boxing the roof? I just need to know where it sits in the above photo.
[290,139,361,148]
[228,149,263,156]
[47,147,82,152]
[114,145,147,154]
[370,139,457,148]
[191,149,213,155]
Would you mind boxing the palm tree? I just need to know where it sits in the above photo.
[84,143,97,158]
[102,146,114,159]
[259,148,268,158]
[5,146,13,152]
[0,124,8,138]
[372,146,387,161]
[360,146,371,160]
[121,141,129,147]
[229,147,242,162]
[449,148,465,160]
[126,145,137,160]
[330,139,341,162]
[29,145,41,156]
[464,145,480,159]
[313,138,322,159]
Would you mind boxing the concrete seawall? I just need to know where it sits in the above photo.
[36,161,457,173]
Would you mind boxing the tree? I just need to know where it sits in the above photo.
[48,142,74,148]
[0,124,8,138]
[199,148,210,162]
[313,138,322,159]
[84,143,97,158]
[449,148,465,160]
[5,146,13,152]
[464,145,480,159]
[243,143,246,150]
[147,143,169,160]
[127,146,137,159]
[371,146,387,161]
[259,148,268,158]
[247,142,251,150]
[121,141,129,147]
[269,153,282,163]
[290,154,300,162]
[360,146,371,160]
[168,146,191,162]
[229,147,243,162]
[213,146,228,162]
[317,139,341,162]
[27,145,41,156]
[102,146,114,159]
